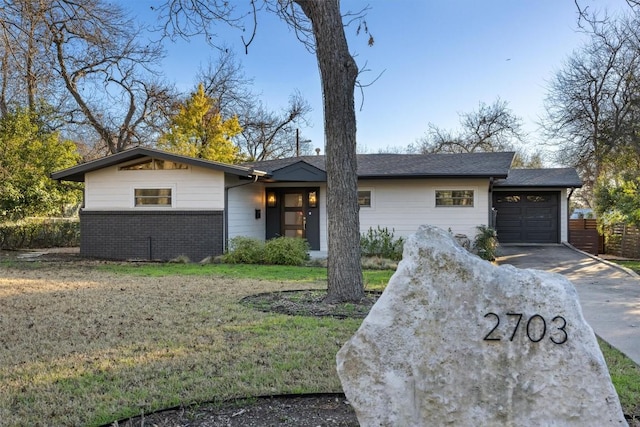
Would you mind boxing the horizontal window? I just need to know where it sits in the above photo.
[134,188,172,206]
[436,190,474,207]
[358,190,372,207]
[121,158,188,170]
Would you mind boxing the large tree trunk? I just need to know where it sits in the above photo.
[295,0,364,302]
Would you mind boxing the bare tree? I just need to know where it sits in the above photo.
[161,0,369,302]
[0,0,176,154]
[543,11,640,201]
[236,93,312,161]
[197,51,312,160]
[418,99,525,154]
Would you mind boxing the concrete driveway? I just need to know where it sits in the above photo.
[497,244,640,366]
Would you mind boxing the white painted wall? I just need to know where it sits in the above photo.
[358,178,491,241]
[226,176,265,242]
[84,163,225,210]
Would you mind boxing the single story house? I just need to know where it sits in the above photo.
[51,147,582,261]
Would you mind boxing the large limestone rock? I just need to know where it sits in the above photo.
[337,225,627,426]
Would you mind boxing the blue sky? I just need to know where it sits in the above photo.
[123,0,631,160]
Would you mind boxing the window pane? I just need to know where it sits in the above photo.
[134,188,172,206]
[358,190,371,207]
[284,193,303,207]
[121,159,153,170]
[527,195,549,203]
[436,190,474,207]
[121,158,188,170]
[496,195,520,203]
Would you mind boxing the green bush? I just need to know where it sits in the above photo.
[360,226,405,261]
[473,225,498,261]
[264,236,310,265]
[222,237,265,264]
[0,218,79,249]
[222,236,309,266]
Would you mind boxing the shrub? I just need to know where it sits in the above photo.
[0,218,79,249]
[360,226,405,261]
[473,225,498,261]
[222,237,265,264]
[222,236,309,266]
[263,236,309,266]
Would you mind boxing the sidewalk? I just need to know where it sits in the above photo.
[497,244,640,366]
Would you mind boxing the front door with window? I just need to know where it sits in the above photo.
[265,188,320,250]
[283,192,305,238]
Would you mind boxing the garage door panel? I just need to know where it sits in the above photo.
[493,191,559,244]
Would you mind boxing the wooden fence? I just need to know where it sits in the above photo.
[568,219,603,255]
[605,223,640,259]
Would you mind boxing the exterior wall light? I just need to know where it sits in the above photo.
[267,192,277,208]
[308,191,317,208]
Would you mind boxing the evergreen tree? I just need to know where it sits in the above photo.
[159,83,242,163]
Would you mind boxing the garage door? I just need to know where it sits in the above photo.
[493,192,559,243]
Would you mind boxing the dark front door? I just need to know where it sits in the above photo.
[265,188,320,250]
[493,191,560,244]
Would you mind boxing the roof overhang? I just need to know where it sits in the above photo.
[51,147,264,182]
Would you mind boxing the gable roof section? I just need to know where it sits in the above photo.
[494,168,583,188]
[51,147,264,182]
[266,160,327,182]
[245,152,515,179]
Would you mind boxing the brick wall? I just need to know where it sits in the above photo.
[80,210,224,261]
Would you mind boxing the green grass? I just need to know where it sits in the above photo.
[599,337,640,417]
[98,262,395,291]
[1,261,638,425]
[611,259,640,274]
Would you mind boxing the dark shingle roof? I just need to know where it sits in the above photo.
[494,168,582,188]
[245,152,516,179]
[51,147,261,182]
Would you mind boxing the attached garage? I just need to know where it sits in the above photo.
[492,169,582,245]
[493,191,559,243]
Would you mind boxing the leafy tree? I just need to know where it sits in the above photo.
[594,176,640,228]
[161,0,369,302]
[158,83,241,162]
[0,107,81,220]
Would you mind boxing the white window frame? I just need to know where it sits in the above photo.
[358,188,374,208]
[131,185,176,208]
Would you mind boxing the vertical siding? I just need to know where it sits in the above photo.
[85,164,225,209]
[358,179,490,240]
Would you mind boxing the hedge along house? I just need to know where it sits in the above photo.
[52,147,582,261]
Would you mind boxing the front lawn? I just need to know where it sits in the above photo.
[0,261,637,425]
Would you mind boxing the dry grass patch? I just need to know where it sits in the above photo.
[0,264,359,426]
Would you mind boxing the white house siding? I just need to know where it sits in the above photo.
[84,164,225,210]
[226,176,265,242]
[357,178,491,241]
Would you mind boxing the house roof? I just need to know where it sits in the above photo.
[494,168,583,188]
[246,152,516,180]
[51,147,265,182]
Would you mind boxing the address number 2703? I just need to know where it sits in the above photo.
[483,312,568,345]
